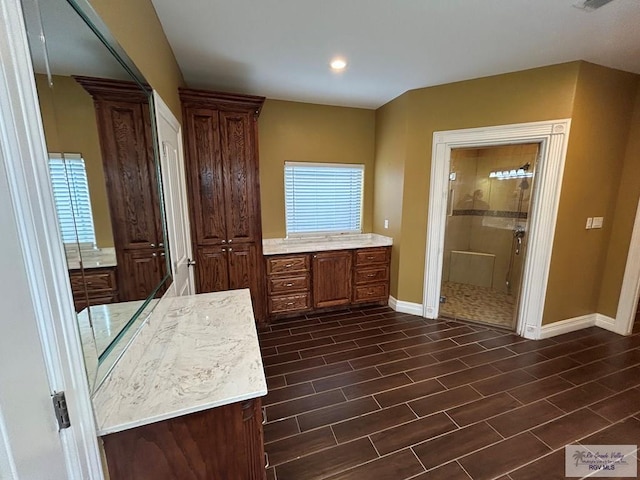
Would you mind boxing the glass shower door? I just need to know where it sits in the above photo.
[439,143,539,329]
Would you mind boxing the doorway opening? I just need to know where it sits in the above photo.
[439,144,539,329]
[423,120,571,339]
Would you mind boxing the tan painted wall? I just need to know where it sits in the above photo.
[89,0,185,119]
[258,99,376,238]
[389,62,581,304]
[373,94,409,297]
[35,74,114,248]
[543,63,638,324]
[597,79,640,318]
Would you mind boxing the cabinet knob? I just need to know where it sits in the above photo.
[150,243,156,247]
[158,243,164,247]
[187,259,196,267]
[152,252,157,257]
[221,240,226,244]
[222,248,226,253]
[228,248,233,252]
[228,239,233,243]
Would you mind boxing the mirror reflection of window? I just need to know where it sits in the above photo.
[48,152,97,247]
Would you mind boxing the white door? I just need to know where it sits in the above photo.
[0,0,102,477]
[154,92,195,297]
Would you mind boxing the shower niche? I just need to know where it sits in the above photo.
[440,143,539,329]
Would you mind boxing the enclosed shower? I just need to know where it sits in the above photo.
[439,143,539,329]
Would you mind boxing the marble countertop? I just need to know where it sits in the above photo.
[263,233,393,255]
[66,246,117,270]
[92,289,267,435]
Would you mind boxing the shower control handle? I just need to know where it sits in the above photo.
[514,228,525,255]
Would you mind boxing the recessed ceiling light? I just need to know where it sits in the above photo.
[330,58,347,71]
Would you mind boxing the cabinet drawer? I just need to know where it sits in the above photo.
[355,248,390,266]
[268,293,311,314]
[69,269,117,293]
[268,274,310,294]
[353,283,388,303]
[354,266,388,285]
[266,255,310,275]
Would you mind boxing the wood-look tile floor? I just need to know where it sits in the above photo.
[258,307,640,480]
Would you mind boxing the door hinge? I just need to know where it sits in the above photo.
[52,391,71,430]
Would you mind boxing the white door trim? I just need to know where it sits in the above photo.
[423,119,571,339]
[0,0,102,477]
[613,197,640,335]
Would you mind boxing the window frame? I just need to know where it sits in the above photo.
[284,161,365,238]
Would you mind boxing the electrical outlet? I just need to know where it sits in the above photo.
[592,216,604,229]
[586,217,593,229]
[384,219,389,229]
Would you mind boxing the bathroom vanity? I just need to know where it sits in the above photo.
[263,233,393,318]
[92,289,268,480]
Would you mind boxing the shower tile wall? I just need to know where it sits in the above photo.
[445,144,538,295]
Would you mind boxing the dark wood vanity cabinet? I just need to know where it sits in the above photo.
[69,266,118,312]
[102,397,267,480]
[266,246,391,318]
[181,89,267,323]
[75,77,166,301]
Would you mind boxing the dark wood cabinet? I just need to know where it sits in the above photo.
[353,247,390,304]
[75,77,166,301]
[313,251,353,309]
[69,266,118,312]
[266,254,312,316]
[266,246,391,319]
[181,89,266,323]
[102,397,267,480]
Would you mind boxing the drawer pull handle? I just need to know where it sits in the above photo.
[285,283,294,287]
[262,406,267,425]
[265,452,270,468]
[285,263,292,268]
[366,273,375,277]
[366,256,374,260]
[286,302,294,306]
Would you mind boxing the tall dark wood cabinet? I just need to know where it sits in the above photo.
[75,77,166,301]
[180,89,267,323]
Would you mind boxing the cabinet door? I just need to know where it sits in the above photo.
[184,108,227,245]
[312,251,353,309]
[219,111,260,243]
[228,243,264,318]
[98,100,162,249]
[119,249,164,301]
[196,246,229,293]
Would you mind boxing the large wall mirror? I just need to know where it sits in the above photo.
[21,0,172,390]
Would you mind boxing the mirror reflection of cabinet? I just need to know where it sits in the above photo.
[75,77,167,302]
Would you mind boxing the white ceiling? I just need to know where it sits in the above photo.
[151,0,640,109]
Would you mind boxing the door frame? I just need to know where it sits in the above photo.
[0,0,103,477]
[613,197,640,335]
[423,119,571,339]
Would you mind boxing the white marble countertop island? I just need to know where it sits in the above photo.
[263,233,393,255]
[92,289,267,435]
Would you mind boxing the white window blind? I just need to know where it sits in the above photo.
[48,153,96,245]
[285,162,364,235]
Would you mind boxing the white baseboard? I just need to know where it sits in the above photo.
[388,296,423,316]
[595,313,626,334]
[538,314,596,339]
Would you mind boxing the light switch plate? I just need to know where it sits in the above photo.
[592,216,604,229]
[586,217,593,229]
[384,219,389,229]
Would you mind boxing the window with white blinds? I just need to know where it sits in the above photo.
[48,153,97,245]
[285,162,364,236]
